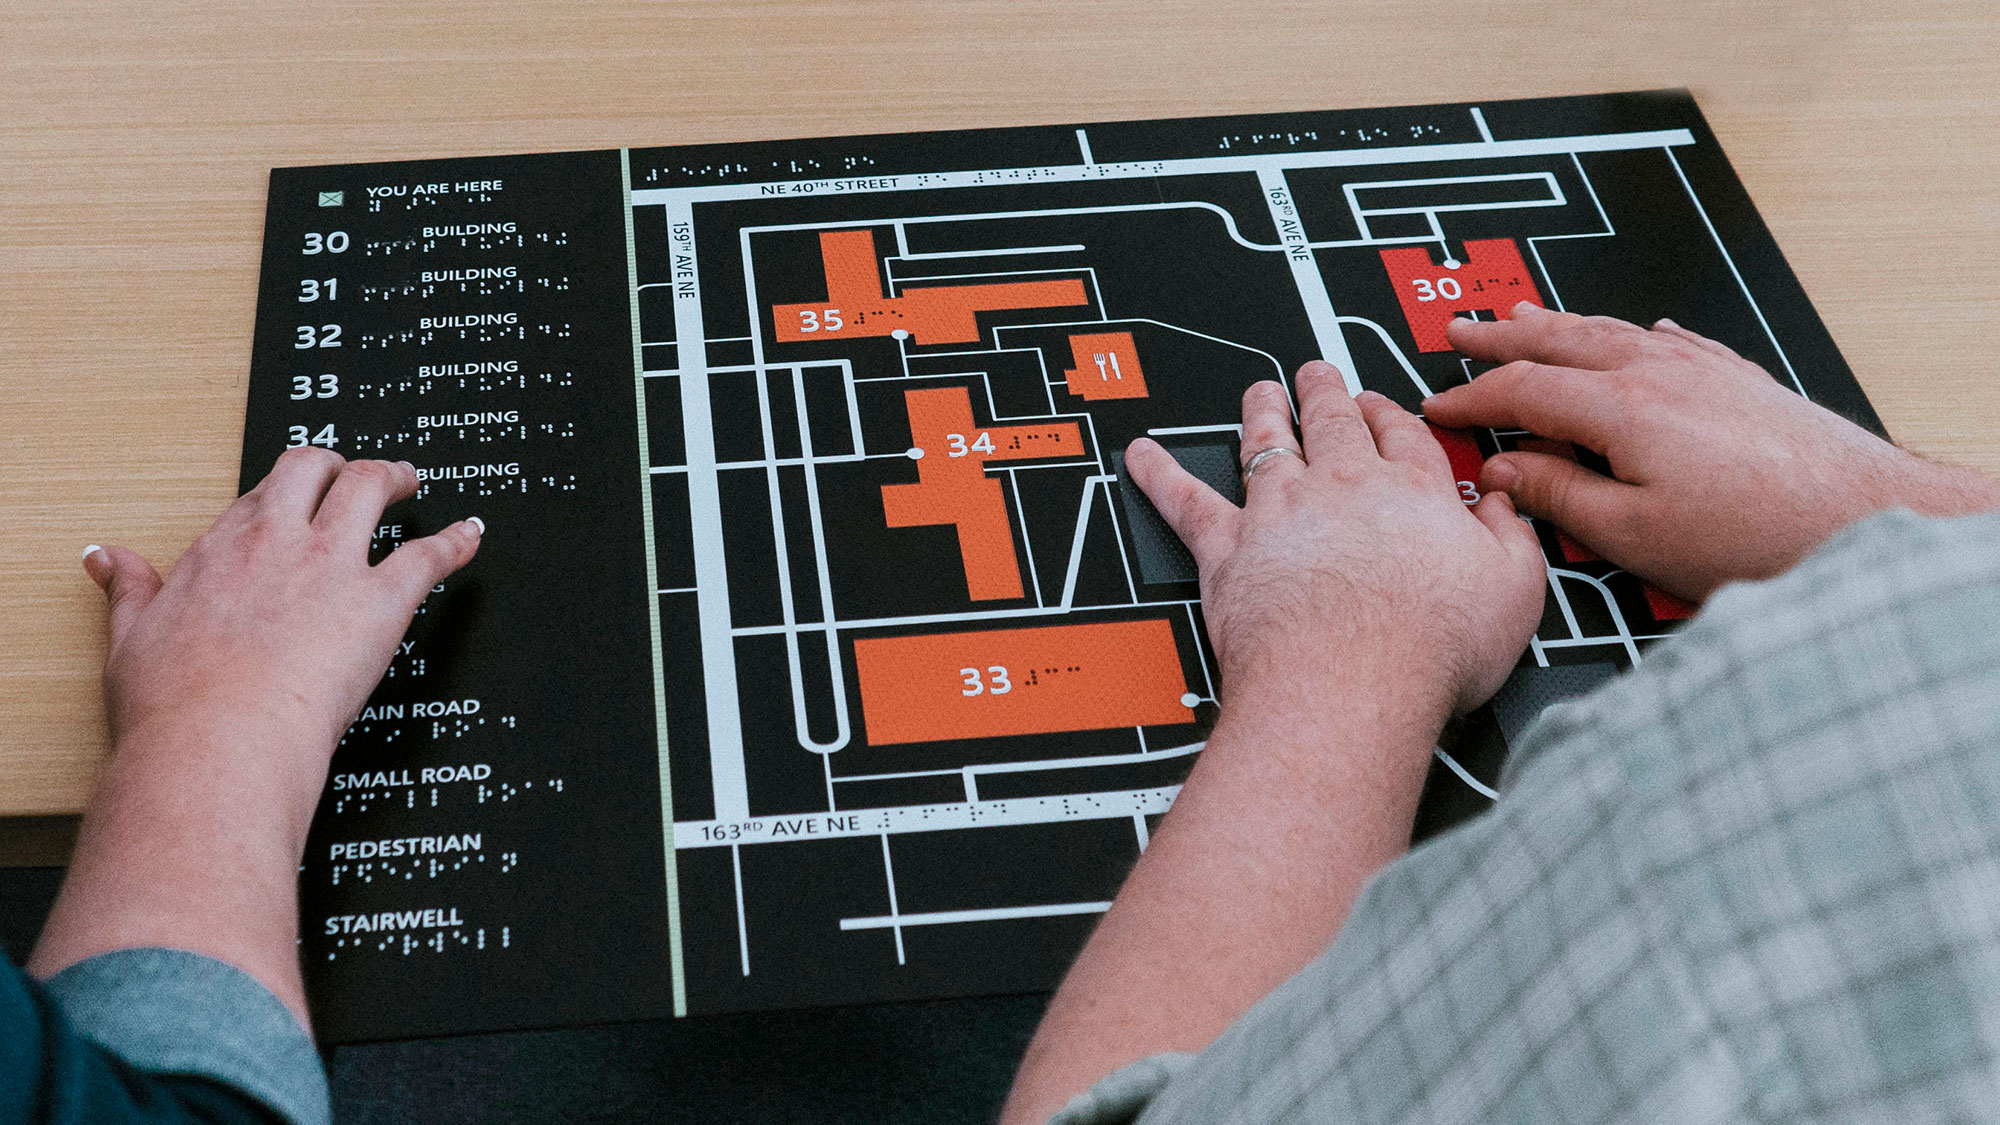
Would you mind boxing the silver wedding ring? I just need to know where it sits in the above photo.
[1241,446,1305,480]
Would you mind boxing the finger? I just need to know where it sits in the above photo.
[1355,391,1450,476]
[1467,490,1545,573]
[1294,362,1375,465]
[1480,452,1642,552]
[251,446,348,523]
[315,460,420,544]
[1420,360,1625,449]
[1123,438,1237,565]
[1651,318,1742,359]
[1237,379,1306,486]
[376,518,485,607]
[82,545,164,645]
[1445,303,1646,371]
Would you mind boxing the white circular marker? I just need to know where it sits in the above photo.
[1443,258,1461,269]
[1180,692,1201,708]
[907,446,925,460]
[891,328,910,340]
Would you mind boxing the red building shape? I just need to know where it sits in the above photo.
[852,619,1194,745]
[1427,423,1485,503]
[772,230,1090,346]
[881,386,1084,601]
[1062,332,1149,400]
[1379,239,1545,352]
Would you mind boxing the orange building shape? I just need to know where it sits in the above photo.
[881,386,1083,601]
[853,619,1194,745]
[1062,332,1148,401]
[771,230,1090,346]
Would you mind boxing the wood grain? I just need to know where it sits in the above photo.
[4,0,1996,817]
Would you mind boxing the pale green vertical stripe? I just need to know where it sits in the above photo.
[621,148,687,1017]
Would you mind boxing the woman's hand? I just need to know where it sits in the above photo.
[1424,305,2000,599]
[86,446,482,757]
[32,447,482,1022]
[1126,361,1545,723]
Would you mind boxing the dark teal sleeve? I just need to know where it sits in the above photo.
[1,949,323,1125]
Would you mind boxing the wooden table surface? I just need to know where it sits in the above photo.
[4,0,1997,837]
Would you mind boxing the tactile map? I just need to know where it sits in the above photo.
[242,91,1882,1042]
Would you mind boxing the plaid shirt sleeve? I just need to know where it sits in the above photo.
[1052,507,2000,1125]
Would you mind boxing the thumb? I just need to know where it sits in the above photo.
[1467,489,1545,574]
[1480,452,1642,555]
[82,545,164,643]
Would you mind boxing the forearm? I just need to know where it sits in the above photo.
[1892,455,2000,517]
[29,711,331,1028]
[1000,670,1445,1124]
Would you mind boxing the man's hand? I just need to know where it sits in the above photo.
[1002,364,1544,1124]
[1126,361,1544,720]
[1424,304,2000,599]
[87,447,481,754]
[31,448,481,1026]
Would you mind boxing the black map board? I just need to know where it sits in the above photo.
[241,90,1880,1043]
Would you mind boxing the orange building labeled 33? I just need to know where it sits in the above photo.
[853,619,1196,746]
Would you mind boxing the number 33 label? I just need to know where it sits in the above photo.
[959,666,1012,696]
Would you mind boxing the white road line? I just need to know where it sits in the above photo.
[1663,145,1807,398]
[731,844,750,976]
[1147,423,1243,437]
[995,317,1285,379]
[895,243,1086,261]
[878,835,906,964]
[673,787,1179,849]
[1060,476,1116,609]
[1539,632,1672,648]
[791,364,853,752]
[1434,747,1499,799]
[1343,171,1565,244]
[1471,106,1494,142]
[664,194,752,824]
[1076,128,1095,166]
[840,901,1112,931]
[831,737,1203,788]
[1550,567,1644,664]
[1007,469,1044,607]
[1334,315,1432,397]
[1258,168,1362,394]
[631,129,1698,207]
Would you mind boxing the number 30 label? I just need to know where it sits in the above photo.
[1411,277,1463,302]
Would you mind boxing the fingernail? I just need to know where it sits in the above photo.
[1513,300,1539,316]
[466,516,486,536]
[398,460,418,474]
[82,544,103,561]
[1485,459,1521,492]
